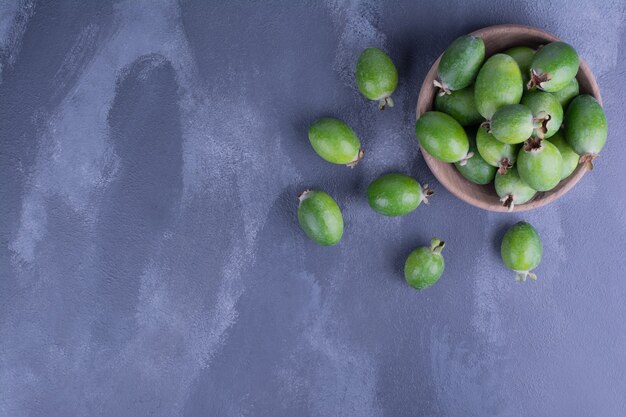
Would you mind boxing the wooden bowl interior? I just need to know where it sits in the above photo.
[416,24,602,212]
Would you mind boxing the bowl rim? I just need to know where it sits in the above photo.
[416,24,603,212]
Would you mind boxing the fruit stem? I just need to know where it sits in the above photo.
[378,96,394,110]
[458,152,474,166]
[514,270,537,282]
[297,190,312,203]
[421,184,434,204]
[527,69,550,91]
[480,120,491,133]
[500,194,515,212]
[523,136,543,152]
[433,79,451,96]
[430,238,445,254]
[532,113,551,139]
[579,153,598,171]
[497,158,512,175]
[346,148,365,168]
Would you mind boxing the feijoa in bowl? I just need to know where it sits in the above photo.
[416,24,603,212]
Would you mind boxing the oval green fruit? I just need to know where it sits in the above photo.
[517,138,564,191]
[455,131,497,185]
[476,126,518,174]
[551,77,579,108]
[435,35,485,94]
[367,173,431,217]
[564,94,608,169]
[434,86,483,126]
[308,118,363,166]
[547,130,579,179]
[297,190,343,246]
[500,221,542,282]
[356,48,398,110]
[475,54,524,119]
[490,104,534,144]
[404,238,445,290]
[415,111,471,163]
[528,42,579,92]
[494,166,536,211]
[503,46,535,84]
[521,90,563,139]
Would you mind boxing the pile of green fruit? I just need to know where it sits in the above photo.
[419,35,608,210]
[298,33,607,289]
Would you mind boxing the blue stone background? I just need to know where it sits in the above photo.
[1,1,625,416]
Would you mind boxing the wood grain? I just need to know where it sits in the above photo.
[416,24,603,212]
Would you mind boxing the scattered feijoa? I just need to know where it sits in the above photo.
[356,48,398,110]
[308,118,363,167]
[367,173,432,216]
[501,221,542,282]
[297,190,344,246]
[404,238,446,290]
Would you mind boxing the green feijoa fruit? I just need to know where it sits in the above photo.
[494,166,536,211]
[367,173,432,216]
[490,104,534,144]
[404,238,445,290]
[297,190,343,246]
[564,94,608,169]
[415,111,471,164]
[547,131,579,179]
[356,48,398,110]
[455,131,497,185]
[435,35,485,94]
[521,90,563,139]
[504,46,535,84]
[528,42,579,92]
[517,138,564,191]
[500,221,542,282]
[476,125,519,174]
[475,54,524,119]
[434,86,483,126]
[308,118,363,167]
[551,78,579,108]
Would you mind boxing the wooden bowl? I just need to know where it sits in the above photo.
[416,24,602,212]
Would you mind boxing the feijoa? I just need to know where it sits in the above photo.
[564,94,608,169]
[475,54,524,119]
[521,90,563,139]
[308,118,363,167]
[356,48,398,110]
[367,173,432,217]
[504,46,535,84]
[415,111,472,164]
[476,125,519,174]
[404,238,445,290]
[500,221,542,282]
[494,166,536,211]
[528,42,579,92]
[297,190,343,246]
[490,104,535,144]
[455,131,497,185]
[551,77,579,108]
[435,35,485,94]
[517,138,564,191]
[547,130,579,179]
[434,86,483,126]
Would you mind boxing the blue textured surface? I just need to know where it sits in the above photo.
[1,1,626,416]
